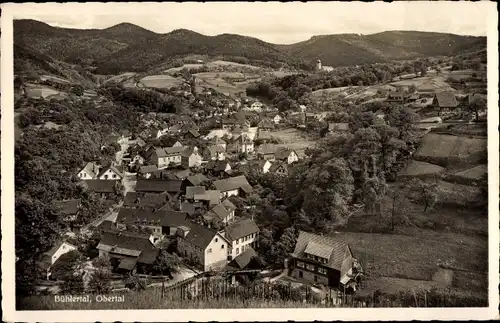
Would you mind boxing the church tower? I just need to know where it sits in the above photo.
[316,59,322,71]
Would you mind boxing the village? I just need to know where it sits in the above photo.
[11,16,489,309]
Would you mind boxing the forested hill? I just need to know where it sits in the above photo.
[14,19,486,74]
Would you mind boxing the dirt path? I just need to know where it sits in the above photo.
[115,138,130,165]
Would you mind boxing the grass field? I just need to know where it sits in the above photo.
[268,128,316,150]
[104,72,137,84]
[165,63,205,74]
[452,164,487,181]
[138,75,184,89]
[24,84,61,99]
[398,160,445,178]
[40,74,70,84]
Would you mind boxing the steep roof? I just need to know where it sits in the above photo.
[97,231,159,264]
[135,180,183,193]
[213,175,253,193]
[206,160,231,172]
[181,221,221,249]
[292,231,352,272]
[194,190,221,206]
[186,186,206,199]
[117,208,187,227]
[275,147,295,160]
[164,146,186,155]
[139,165,159,174]
[257,118,274,129]
[186,173,210,186]
[82,180,118,193]
[225,218,260,241]
[269,162,288,173]
[44,241,77,257]
[221,198,236,212]
[260,144,276,155]
[227,247,258,270]
[210,203,233,221]
[80,161,100,178]
[434,92,458,108]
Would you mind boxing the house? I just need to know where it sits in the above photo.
[183,129,201,139]
[184,173,210,187]
[135,179,183,199]
[123,192,171,209]
[258,144,277,160]
[203,145,226,161]
[209,137,227,150]
[150,170,179,181]
[229,134,254,154]
[205,160,232,175]
[81,180,119,196]
[54,199,81,222]
[226,247,260,271]
[269,162,288,176]
[176,221,230,271]
[275,147,299,164]
[42,241,78,267]
[146,146,185,169]
[193,190,221,207]
[77,162,100,180]
[222,218,260,260]
[271,114,282,124]
[305,113,319,123]
[98,164,123,180]
[168,124,183,134]
[407,93,420,103]
[432,92,459,114]
[250,101,263,112]
[328,123,350,133]
[256,160,272,174]
[186,186,207,200]
[288,231,362,288]
[116,208,187,237]
[181,147,203,169]
[139,165,159,179]
[97,231,159,274]
[257,118,274,130]
[387,91,409,105]
[132,153,146,165]
[172,141,183,148]
[209,199,236,225]
[213,175,253,198]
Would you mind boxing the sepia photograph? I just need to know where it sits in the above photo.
[1,1,498,321]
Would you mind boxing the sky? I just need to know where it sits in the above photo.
[4,2,493,44]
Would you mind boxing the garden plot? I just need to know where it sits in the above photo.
[414,133,458,165]
[437,180,483,206]
[452,164,487,182]
[138,75,185,89]
[269,128,316,150]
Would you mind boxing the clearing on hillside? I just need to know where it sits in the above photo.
[165,64,205,74]
[206,60,260,69]
[138,75,185,89]
[398,160,445,179]
[104,72,137,84]
[452,164,487,181]
[24,84,61,99]
[269,128,316,150]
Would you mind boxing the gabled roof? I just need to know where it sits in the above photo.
[206,160,231,172]
[135,180,183,193]
[434,92,458,108]
[227,247,258,270]
[117,208,187,227]
[221,198,236,212]
[139,165,159,174]
[186,186,206,199]
[184,129,201,138]
[259,144,276,155]
[225,218,260,241]
[82,180,118,193]
[123,192,170,208]
[275,147,296,160]
[269,162,288,173]
[213,175,253,193]
[164,146,186,155]
[181,221,223,249]
[54,199,81,215]
[210,203,233,220]
[171,168,191,180]
[194,190,221,206]
[44,241,77,257]
[180,202,198,216]
[258,118,274,129]
[181,146,199,158]
[97,231,159,264]
[79,161,100,178]
[292,231,352,272]
[186,173,210,186]
[97,164,124,179]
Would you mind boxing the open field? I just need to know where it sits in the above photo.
[194,71,261,96]
[165,63,205,73]
[452,164,487,181]
[398,160,445,179]
[269,71,300,78]
[24,84,61,99]
[207,60,260,69]
[40,74,70,84]
[437,180,483,206]
[268,128,316,150]
[138,75,185,89]
[104,72,137,84]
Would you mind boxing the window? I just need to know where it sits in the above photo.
[104,175,109,179]
[314,275,318,282]
[236,248,240,255]
[112,174,117,178]
[318,267,327,274]
[306,264,315,271]
[299,271,303,278]
[297,261,304,268]
[215,238,218,242]
[207,248,212,253]
[236,239,240,244]
[221,245,224,249]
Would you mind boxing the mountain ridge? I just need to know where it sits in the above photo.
[14,19,486,74]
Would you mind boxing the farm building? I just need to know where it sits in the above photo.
[431,92,459,114]
[115,208,187,237]
[212,175,253,198]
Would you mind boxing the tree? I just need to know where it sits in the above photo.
[274,227,298,265]
[466,96,486,121]
[125,275,148,291]
[153,250,181,277]
[407,178,439,212]
[88,267,111,294]
[71,85,84,96]
[385,106,418,141]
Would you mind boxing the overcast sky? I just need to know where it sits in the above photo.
[5,1,492,44]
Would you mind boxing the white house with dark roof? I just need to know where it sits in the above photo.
[275,147,299,164]
[204,199,237,225]
[176,221,230,271]
[42,241,77,267]
[77,161,100,180]
[212,175,253,198]
[222,218,260,260]
[98,164,123,180]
